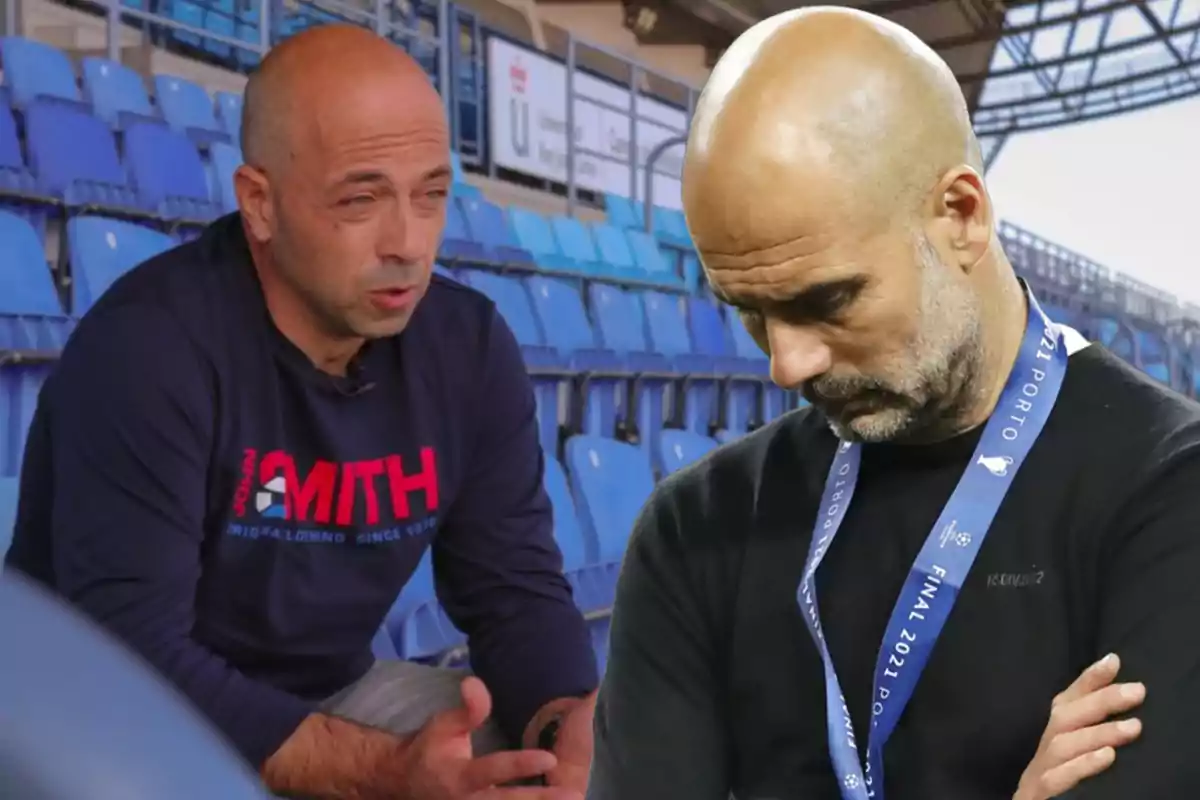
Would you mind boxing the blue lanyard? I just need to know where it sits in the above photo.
[797,291,1069,800]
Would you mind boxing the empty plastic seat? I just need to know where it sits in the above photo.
[689,297,735,361]
[565,435,655,564]
[544,456,613,611]
[526,276,614,367]
[460,272,545,350]
[460,271,562,456]
[651,205,692,249]
[457,197,533,266]
[0,211,70,351]
[68,216,175,313]
[588,284,677,462]
[24,102,142,211]
[591,223,639,279]
[659,429,719,475]
[0,37,82,109]
[208,142,241,213]
[626,229,682,286]
[449,151,480,199]
[587,283,670,366]
[528,276,626,441]
[383,549,465,660]
[643,291,698,360]
[213,91,243,139]
[0,362,51,478]
[81,57,156,129]
[124,121,221,222]
[438,200,487,263]
[603,193,641,229]
[550,216,607,275]
[152,74,227,144]
[0,476,17,557]
[0,95,37,198]
[508,208,578,273]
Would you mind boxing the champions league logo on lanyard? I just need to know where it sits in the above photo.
[796,289,1069,800]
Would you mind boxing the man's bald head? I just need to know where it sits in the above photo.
[685,7,981,247]
[241,24,442,171]
[686,8,1017,445]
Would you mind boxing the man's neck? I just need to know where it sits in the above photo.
[955,264,1028,436]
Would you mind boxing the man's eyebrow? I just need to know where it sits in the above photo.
[336,169,389,187]
[421,165,453,182]
[719,275,870,313]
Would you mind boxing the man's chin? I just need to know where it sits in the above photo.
[825,406,917,444]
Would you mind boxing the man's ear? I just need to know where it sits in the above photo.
[925,166,991,273]
[234,164,273,243]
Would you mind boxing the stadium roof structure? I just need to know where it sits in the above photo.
[633,0,1200,170]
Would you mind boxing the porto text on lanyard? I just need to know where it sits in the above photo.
[796,290,1068,800]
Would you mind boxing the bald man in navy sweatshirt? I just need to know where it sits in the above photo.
[5,26,594,800]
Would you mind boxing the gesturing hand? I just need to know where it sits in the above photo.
[399,676,584,800]
[1013,653,1145,800]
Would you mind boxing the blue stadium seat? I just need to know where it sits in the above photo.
[651,205,692,249]
[213,91,243,139]
[0,37,82,110]
[383,548,465,660]
[508,207,579,274]
[449,151,480,199]
[549,216,608,276]
[659,429,718,475]
[0,210,70,350]
[0,476,16,558]
[0,360,50,478]
[80,57,157,130]
[591,223,641,280]
[544,456,612,611]
[24,101,143,213]
[527,276,627,440]
[209,142,241,213]
[458,271,548,352]
[68,216,175,313]
[457,197,534,266]
[588,284,673,462]
[626,228,682,287]
[438,200,487,263]
[0,93,39,201]
[604,193,640,230]
[124,121,221,223]
[458,271,562,455]
[723,303,776,431]
[152,74,229,146]
[565,435,654,565]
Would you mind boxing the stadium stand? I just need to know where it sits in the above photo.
[1,0,1198,678]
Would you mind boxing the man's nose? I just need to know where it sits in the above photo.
[767,322,833,389]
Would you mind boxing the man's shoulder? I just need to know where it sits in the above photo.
[1062,345,1200,460]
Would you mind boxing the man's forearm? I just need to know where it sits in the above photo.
[262,712,412,800]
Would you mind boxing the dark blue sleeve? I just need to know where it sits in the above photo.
[433,309,598,743]
[43,305,313,767]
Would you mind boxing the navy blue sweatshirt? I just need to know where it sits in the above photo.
[5,214,598,767]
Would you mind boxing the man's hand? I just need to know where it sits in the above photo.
[1013,653,1146,800]
[401,676,584,800]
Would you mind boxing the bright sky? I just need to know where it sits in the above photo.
[987,95,1200,305]
[980,0,1200,305]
